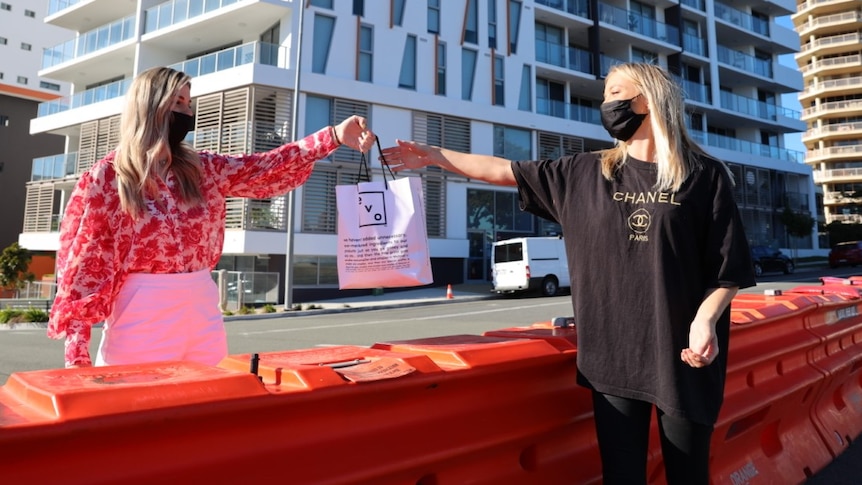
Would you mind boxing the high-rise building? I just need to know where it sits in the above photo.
[0,1,69,251]
[792,0,862,226]
[23,0,815,303]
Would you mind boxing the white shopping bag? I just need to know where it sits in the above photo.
[336,175,433,289]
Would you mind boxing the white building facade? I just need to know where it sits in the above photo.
[22,0,816,302]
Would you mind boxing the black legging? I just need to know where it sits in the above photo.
[591,391,714,485]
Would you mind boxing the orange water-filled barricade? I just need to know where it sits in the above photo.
[2,284,862,484]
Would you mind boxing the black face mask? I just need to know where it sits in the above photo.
[600,94,646,142]
[168,111,195,148]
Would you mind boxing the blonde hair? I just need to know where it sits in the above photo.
[115,67,203,217]
[599,63,714,192]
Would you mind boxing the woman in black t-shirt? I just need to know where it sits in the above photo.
[381,62,756,485]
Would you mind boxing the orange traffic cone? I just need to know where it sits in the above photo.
[446,284,454,299]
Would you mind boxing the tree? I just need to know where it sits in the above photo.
[780,206,815,262]
[0,242,35,297]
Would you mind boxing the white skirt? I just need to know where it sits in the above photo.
[95,270,228,367]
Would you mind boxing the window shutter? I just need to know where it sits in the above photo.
[23,184,55,233]
[77,121,98,173]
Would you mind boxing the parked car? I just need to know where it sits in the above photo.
[828,241,862,268]
[750,245,794,277]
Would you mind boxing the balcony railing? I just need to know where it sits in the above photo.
[673,76,711,104]
[799,32,861,54]
[814,167,862,184]
[597,2,679,44]
[42,14,136,69]
[144,0,241,34]
[802,98,862,117]
[600,54,627,77]
[804,122,862,139]
[683,33,707,57]
[225,197,287,231]
[536,99,601,124]
[32,152,78,181]
[169,41,282,77]
[47,0,82,16]
[797,11,862,36]
[534,0,591,18]
[720,91,800,121]
[808,144,862,162]
[717,45,772,77]
[800,54,862,75]
[715,2,769,36]
[681,0,705,11]
[37,78,132,117]
[690,130,805,163]
[801,76,862,97]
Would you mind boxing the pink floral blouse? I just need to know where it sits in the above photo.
[48,127,338,367]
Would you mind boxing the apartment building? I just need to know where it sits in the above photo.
[792,0,862,226]
[23,0,815,303]
[0,1,70,251]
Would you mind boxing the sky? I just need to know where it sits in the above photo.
[775,15,806,154]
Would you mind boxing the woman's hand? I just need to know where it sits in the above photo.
[333,115,375,152]
[380,139,439,173]
[681,319,718,368]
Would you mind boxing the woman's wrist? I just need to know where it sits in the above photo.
[330,126,341,146]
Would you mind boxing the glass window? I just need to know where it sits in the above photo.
[353,0,364,16]
[305,96,331,135]
[508,0,521,54]
[358,25,373,82]
[493,124,531,160]
[393,0,406,26]
[518,65,531,111]
[310,0,333,8]
[399,35,417,89]
[461,49,477,101]
[488,0,497,49]
[464,0,478,44]
[428,0,440,34]
[312,14,335,74]
[493,55,505,106]
[436,41,446,95]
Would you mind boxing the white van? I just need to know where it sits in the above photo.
[491,236,570,296]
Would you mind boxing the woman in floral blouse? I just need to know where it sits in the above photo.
[48,66,375,368]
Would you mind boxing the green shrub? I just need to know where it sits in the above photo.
[24,308,49,322]
[263,304,276,313]
[237,305,255,315]
[0,308,48,324]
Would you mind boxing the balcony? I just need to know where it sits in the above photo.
[46,0,134,32]
[681,0,705,12]
[225,197,287,231]
[814,167,862,184]
[719,91,801,123]
[795,0,860,19]
[42,14,136,70]
[806,145,862,165]
[597,3,680,46]
[715,2,769,37]
[31,152,78,181]
[801,99,862,120]
[141,0,289,54]
[534,0,591,19]
[682,33,707,58]
[799,76,862,102]
[800,54,862,77]
[797,32,862,64]
[717,45,772,78]
[797,11,862,38]
[802,122,862,144]
[37,78,131,118]
[536,98,601,125]
[168,41,283,78]
[691,130,805,164]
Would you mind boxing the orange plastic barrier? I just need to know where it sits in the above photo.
[3,289,862,484]
[711,293,835,484]
[1,338,588,484]
[791,285,862,458]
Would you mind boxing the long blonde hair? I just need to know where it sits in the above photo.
[115,67,203,217]
[600,63,712,192]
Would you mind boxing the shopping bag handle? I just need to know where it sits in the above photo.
[356,136,397,189]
